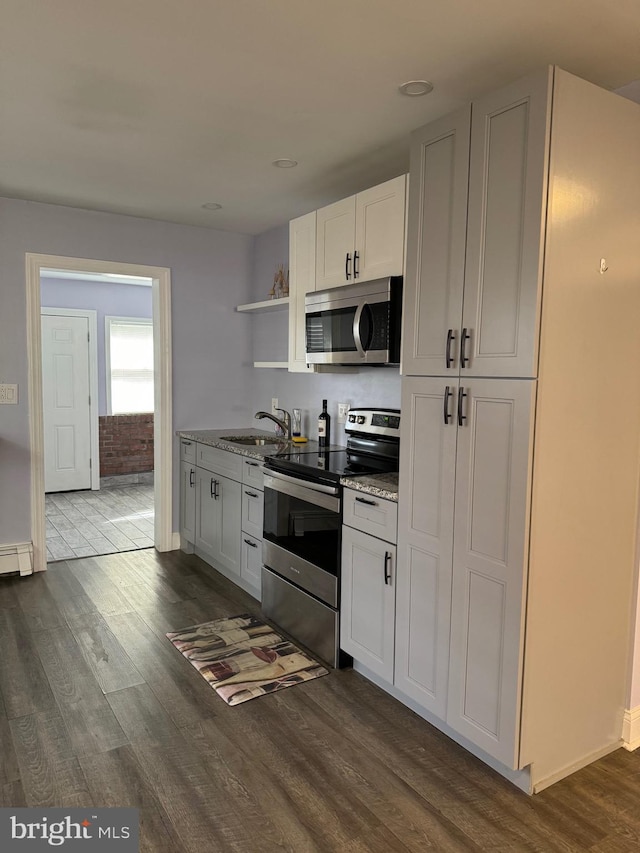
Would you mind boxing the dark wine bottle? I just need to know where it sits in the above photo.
[318,399,331,448]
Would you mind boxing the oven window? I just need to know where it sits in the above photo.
[306,307,357,353]
[263,486,341,575]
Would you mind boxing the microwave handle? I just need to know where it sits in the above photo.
[353,302,374,358]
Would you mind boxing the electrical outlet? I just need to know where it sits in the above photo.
[338,402,349,424]
[0,384,18,404]
[271,397,279,416]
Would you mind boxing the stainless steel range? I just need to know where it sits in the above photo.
[261,408,400,667]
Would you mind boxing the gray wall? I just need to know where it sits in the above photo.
[40,278,153,415]
[0,197,254,544]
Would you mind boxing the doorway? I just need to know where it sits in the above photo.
[26,254,173,572]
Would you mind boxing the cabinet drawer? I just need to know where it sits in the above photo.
[241,534,262,597]
[343,488,398,544]
[196,444,242,480]
[242,457,264,489]
[242,486,264,539]
[180,438,196,464]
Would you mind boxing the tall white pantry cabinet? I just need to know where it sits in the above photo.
[396,66,640,792]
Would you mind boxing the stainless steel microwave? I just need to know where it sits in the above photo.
[304,276,402,365]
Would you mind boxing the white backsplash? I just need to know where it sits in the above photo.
[249,366,401,445]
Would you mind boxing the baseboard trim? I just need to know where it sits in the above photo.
[623,707,640,751]
[171,532,181,550]
[0,542,34,576]
[531,740,622,792]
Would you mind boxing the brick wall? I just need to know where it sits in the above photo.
[99,414,154,476]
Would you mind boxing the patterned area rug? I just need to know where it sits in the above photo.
[166,613,329,706]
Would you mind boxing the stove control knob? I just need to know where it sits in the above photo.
[348,414,356,423]
[357,416,366,424]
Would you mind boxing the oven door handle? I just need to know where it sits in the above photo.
[264,471,341,513]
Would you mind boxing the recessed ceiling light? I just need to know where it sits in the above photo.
[272,158,298,168]
[201,202,222,210]
[398,80,434,97]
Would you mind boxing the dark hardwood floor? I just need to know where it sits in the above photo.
[1,549,640,852]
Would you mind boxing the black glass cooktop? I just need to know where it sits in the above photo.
[266,448,353,484]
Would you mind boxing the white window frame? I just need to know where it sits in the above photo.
[105,315,154,416]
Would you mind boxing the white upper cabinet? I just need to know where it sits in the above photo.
[402,108,471,377]
[403,70,553,378]
[288,210,316,373]
[316,176,406,290]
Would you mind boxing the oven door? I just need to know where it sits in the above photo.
[262,470,341,607]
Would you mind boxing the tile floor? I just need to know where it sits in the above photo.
[45,484,155,562]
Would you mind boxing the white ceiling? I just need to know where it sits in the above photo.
[2,0,639,235]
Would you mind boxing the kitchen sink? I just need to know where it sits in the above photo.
[220,435,286,446]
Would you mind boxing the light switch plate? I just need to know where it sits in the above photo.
[0,384,18,404]
[338,402,349,423]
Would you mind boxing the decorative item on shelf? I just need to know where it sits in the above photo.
[268,263,289,299]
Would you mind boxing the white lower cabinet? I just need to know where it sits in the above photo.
[241,533,263,592]
[188,445,264,599]
[395,377,535,768]
[341,488,398,682]
[341,525,396,681]
[179,460,196,546]
[195,468,242,577]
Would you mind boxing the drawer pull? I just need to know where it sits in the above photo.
[244,538,258,548]
[355,496,378,507]
[189,469,195,487]
[384,552,392,585]
[245,490,259,498]
[245,461,259,467]
[181,440,192,446]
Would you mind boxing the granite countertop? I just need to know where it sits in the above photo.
[176,427,329,462]
[340,472,399,503]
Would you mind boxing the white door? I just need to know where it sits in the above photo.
[394,377,458,717]
[341,525,396,682]
[446,378,535,768]
[354,175,406,283]
[41,314,92,492]
[315,195,356,289]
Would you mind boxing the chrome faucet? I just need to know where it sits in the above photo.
[255,408,292,440]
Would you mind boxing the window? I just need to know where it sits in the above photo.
[105,317,154,414]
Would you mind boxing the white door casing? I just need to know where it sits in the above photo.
[26,254,173,571]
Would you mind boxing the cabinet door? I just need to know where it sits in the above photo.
[288,211,316,372]
[179,461,196,544]
[195,467,218,556]
[341,526,396,682]
[461,70,552,378]
[394,377,457,717]
[402,109,471,377]
[216,473,242,577]
[315,196,356,289]
[354,175,406,283]
[446,378,535,768]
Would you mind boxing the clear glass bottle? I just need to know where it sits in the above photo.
[292,408,302,438]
